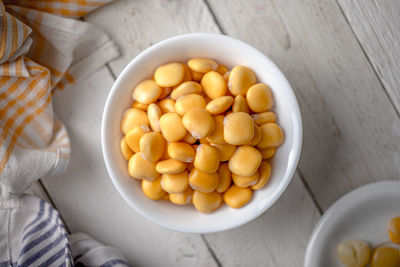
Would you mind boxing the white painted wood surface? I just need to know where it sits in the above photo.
[208,0,400,211]
[337,0,400,114]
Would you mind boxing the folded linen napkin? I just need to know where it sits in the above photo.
[0,1,128,266]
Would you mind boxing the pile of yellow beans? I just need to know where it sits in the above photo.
[119,58,284,213]
[337,217,400,267]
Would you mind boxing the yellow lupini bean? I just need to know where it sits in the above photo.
[125,124,150,152]
[206,115,225,144]
[188,58,218,73]
[232,95,250,113]
[229,145,262,176]
[128,153,158,181]
[170,81,202,100]
[120,108,149,134]
[132,80,162,104]
[141,176,165,200]
[182,108,215,139]
[216,64,229,75]
[199,138,210,144]
[181,63,192,82]
[252,161,271,190]
[192,191,222,213]
[252,111,276,125]
[211,143,236,161]
[156,159,186,174]
[223,112,254,145]
[246,83,274,112]
[206,96,233,115]
[169,187,193,205]
[158,87,172,100]
[388,217,400,244]
[337,240,371,267]
[132,101,149,111]
[158,99,176,113]
[257,123,284,149]
[189,168,219,193]
[194,144,220,173]
[147,103,162,132]
[190,69,204,82]
[201,71,227,99]
[260,148,276,160]
[182,132,196,144]
[175,94,206,116]
[120,138,133,160]
[168,142,195,163]
[371,247,400,267]
[232,171,259,188]
[161,171,189,194]
[228,65,256,96]
[248,125,262,146]
[216,163,232,193]
[186,162,194,172]
[223,185,252,209]
[140,132,165,162]
[159,113,187,142]
[224,71,230,83]
[154,62,185,87]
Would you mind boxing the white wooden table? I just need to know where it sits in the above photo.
[28,0,400,266]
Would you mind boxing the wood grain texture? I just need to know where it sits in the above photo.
[208,0,400,211]
[41,68,218,267]
[337,0,400,114]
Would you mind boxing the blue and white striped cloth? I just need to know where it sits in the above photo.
[0,195,129,267]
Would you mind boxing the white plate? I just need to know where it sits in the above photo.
[304,181,400,267]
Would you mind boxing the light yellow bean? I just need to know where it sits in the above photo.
[158,87,172,100]
[182,132,197,144]
[158,99,176,113]
[182,108,215,139]
[169,187,193,205]
[228,65,256,96]
[120,108,149,134]
[232,171,259,188]
[210,143,236,161]
[337,240,371,267]
[147,103,162,132]
[128,153,158,181]
[194,144,220,173]
[141,176,165,200]
[132,80,162,104]
[216,64,229,75]
[224,71,230,83]
[168,142,195,163]
[160,140,170,160]
[260,148,276,160]
[252,111,276,125]
[190,69,204,82]
[205,115,225,144]
[192,191,222,213]
[140,132,165,162]
[170,81,202,100]
[246,83,274,112]
[216,163,232,193]
[132,102,149,111]
[154,62,185,87]
[175,94,206,116]
[161,171,189,193]
[232,95,249,113]
[120,138,134,160]
[248,124,262,146]
[189,168,219,193]
[223,112,254,145]
[251,161,271,190]
[371,247,400,267]
[188,58,218,73]
[206,96,233,115]
[159,113,187,142]
[181,63,192,82]
[125,125,150,152]
[223,185,252,209]
[201,71,227,99]
[257,123,284,149]
[229,145,262,176]
[156,159,187,174]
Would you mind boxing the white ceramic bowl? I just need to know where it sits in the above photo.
[101,33,302,233]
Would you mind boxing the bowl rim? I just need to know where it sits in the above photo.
[101,33,303,233]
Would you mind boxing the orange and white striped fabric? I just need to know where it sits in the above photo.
[0,0,118,197]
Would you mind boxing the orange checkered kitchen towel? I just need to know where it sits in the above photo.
[0,0,119,198]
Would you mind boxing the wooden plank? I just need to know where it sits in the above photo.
[41,67,218,266]
[205,174,320,266]
[207,0,400,211]
[337,0,400,114]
